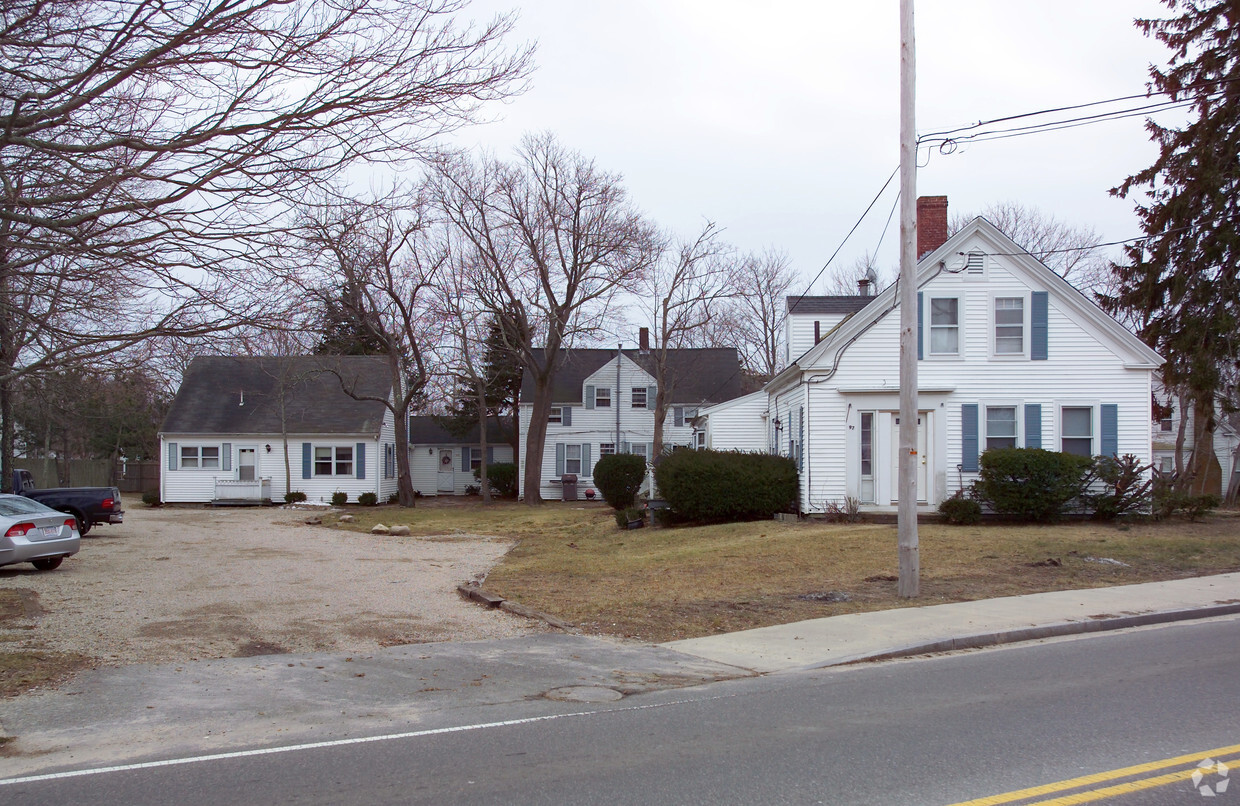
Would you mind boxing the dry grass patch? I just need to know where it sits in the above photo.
[324,502,1240,644]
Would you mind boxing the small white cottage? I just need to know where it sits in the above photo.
[407,416,516,496]
[159,355,399,504]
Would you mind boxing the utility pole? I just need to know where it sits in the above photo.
[897,0,920,597]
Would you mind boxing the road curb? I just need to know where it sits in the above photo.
[457,584,577,632]
[808,601,1240,671]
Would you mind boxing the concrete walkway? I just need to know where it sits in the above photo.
[662,572,1240,673]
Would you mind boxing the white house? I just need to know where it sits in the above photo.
[692,391,770,453]
[408,416,516,496]
[517,344,744,500]
[707,196,1164,515]
[1151,381,1240,496]
[159,355,400,504]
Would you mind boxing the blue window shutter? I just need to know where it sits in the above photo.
[647,442,655,462]
[168,442,178,471]
[1024,404,1042,449]
[222,443,232,472]
[799,406,805,471]
[647,386,656,409]
[356,443,366,479]
[562,406,572,426]
[302,443,311,479]
[1031,291,1049,360]
[555,443,565,476]
[582,444,592,477]
[461,447,470,472]
[674,406,684,427]
[621,440,630,454]
[486,446,494,465]
[585,385,595,409]
[917,292,924,360]
[1101,404,1118,457]
[961,404,979,472]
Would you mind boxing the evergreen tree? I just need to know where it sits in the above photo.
[316,282,388,356]
[446,314,525,452]
[1106,0,1240,493]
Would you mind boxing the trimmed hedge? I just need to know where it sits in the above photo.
[972,448,1091,522]
[474,462,518,498]
[654,449,798,523]
[592,453,647,510]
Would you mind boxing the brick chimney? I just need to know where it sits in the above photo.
[639,327,650,352]
[916,195,949,259]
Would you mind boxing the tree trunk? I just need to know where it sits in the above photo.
[394,398,416,507]
[522,376,554,505]
[0,375,12,492]
[1187,393,1219,496]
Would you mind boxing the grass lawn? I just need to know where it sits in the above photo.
[328,500,1240,643]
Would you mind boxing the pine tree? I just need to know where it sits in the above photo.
[316,282,388,356]
[1107,0,1240,493]
[446,315,524,452]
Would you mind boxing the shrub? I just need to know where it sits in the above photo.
[1079,454,1153,520]
[655,449,798,523]
[821,497,862,523]
[387,492,400,504]
[330,491,348,506]
[474,462,518,498]
[593,454,647,510]
[938,491,981,525]
[464,484,480,496]
[614,506,645,528]
[357,492,377,507]
[971,448,1091,522]
[1153,484,1221,521]
[141,490,161,507]
[284,491,307,504]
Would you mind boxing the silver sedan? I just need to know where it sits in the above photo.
[0,493,80,571]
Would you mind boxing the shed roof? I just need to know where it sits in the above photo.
[785,295,876,315]
[161,355,391,436]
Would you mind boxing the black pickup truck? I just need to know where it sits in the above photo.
[11,469,124,536]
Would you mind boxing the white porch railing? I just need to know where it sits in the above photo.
[214,478,272,501]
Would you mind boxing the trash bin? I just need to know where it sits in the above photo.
[561,473,578,501]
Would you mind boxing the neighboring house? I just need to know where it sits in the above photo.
[408,416,515,496]
[702,196,1164,514]
[1150,383,1240,496]
[692,391,770,453]
[159,355,399,504]
[517,345,743,500]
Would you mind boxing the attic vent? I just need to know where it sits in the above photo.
[965,251,985,275]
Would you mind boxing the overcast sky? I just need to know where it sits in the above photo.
[452,0,1176,296]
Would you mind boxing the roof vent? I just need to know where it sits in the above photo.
[965,251,985,275]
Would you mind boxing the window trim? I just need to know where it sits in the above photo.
[548,406,562,424]
[984,404,1019,451]
[594,387,612,408]
[313,445,354,477]
[1060,404,1095,457]
[178,445,220,470]
[927,295,961,357]
[631,387,647,409]
[599,442,616,456]
[564,444,583,475]
[992,294,1028,358]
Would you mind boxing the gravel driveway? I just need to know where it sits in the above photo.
[0,503,546,668]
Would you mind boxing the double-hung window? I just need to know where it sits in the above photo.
[1061,407,1093,456]
[985,406,1017,450]
[594,388,612,408]
[631,387,647,408]
[548,407,562,424]
[564,444,583,475]
[315,446,353,476]
[994,297,1024,355]
[599,443,616,456]
[929,297,959,355]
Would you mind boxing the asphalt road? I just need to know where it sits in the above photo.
[3,616,1238,805]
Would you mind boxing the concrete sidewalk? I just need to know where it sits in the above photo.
[662,572,1240,673]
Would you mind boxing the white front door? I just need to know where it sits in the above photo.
[437,449,455,493]
[237,448,257,481]
[890,413,928,504]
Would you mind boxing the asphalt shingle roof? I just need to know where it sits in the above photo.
[520,348,743,406]
[785,295,876,315]
[160,355,391,436]
[407,416,512,445]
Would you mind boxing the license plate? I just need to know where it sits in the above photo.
[42,526,60,536]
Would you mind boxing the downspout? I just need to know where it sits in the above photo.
[803,378,810,516]
[616,344,622,449]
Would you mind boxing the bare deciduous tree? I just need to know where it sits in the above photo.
[294,190,446,506]
[434,133,660,503]
[949,201,1104,285]
[635,222,736,456]
[717,249,796,381]
[0,0,531,480]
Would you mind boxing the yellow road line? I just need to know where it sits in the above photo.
[1028,767,1214,805]
[947,742,1240,806]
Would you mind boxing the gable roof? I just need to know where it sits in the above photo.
[161,355,392,436]
[408,416,512,446]
[521,348,743,406]
[786,295,876,315]
[773,217,1163,389]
